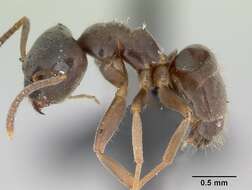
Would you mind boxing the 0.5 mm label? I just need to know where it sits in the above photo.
[192,176,237,187]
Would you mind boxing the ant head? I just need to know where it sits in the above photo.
[6,24,87,138]
[21,24,88,114]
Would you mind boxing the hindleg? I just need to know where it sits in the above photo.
[130,89,147,190]
[140,85,192,188]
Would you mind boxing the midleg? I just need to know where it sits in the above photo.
[130,65,152,190]
[130,89,146,190]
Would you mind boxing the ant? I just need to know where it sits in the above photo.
[0,17,227,190]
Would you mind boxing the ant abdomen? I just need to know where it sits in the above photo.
[23,24,87,110]
[171,44,227,147]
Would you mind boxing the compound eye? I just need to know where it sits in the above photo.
[32,70,53,82]
[175,45,210,72]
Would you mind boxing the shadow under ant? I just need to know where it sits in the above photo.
[31,94,181,190]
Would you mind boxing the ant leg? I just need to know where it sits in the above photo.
[130,89,148,190]
[140,86,192,188]
[130,66,152,190]
[94,81,134,188]
[94,58,134,189]
[0,16,30,62]
[68,94,100,104]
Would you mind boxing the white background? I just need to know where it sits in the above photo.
[0,0,251,189]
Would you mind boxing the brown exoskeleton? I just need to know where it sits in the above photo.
[0,17,227,190]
